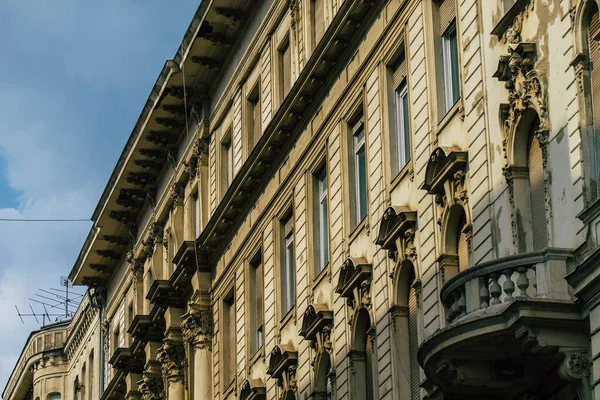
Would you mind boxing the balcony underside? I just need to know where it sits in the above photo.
[418,300,586,399]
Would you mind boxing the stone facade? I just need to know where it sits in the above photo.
[7,0,600,399]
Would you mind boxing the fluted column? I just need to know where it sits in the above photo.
[181,306,213,400]
[157,339,186,400]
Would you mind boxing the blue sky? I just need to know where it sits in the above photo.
[0,0,199,392]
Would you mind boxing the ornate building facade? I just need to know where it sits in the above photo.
[6,0,600,399]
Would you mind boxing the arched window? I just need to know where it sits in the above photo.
[314,351,333,399]
[444,204,469,271]
[352,309,375,400]
[528,133,547,251]
[392,261,420,400]
[47,394,61,400]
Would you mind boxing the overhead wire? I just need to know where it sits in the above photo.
[0,218,90,222]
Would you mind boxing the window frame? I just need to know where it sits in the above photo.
[278,209,296,321]
[313,162,330,276]
[352,119,368,228]
[278,33,292,103]
[247,246,265,359]
[219,126,233,200]
[440,19,460,114]
[221,287,236,393]
[246,81,261,152]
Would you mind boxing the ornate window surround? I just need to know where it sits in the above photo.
[239,378,267,400]
[299,303,334,398]
[266,344,299,396]
[494,42,553,252]
[335,257,372,322]
[375,206,417,265]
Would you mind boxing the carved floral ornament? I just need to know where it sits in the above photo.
[138,372,164,400]
[267,344,299,393]
[157,340,186,381]
[180,307,213,346]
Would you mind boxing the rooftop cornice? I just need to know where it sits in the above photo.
[70,0,255,285]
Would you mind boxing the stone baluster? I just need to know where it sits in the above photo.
[479,276,489,309]
[517,267,530,298]
[502,270,515,303]
[489,273,502,305]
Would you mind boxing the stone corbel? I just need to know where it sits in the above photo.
[163,227,171,250]
[157,340,186,383]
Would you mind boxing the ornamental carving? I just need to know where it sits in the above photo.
[138,373,164,400]
[163,228,172,250]
[558,351,590,382]
[127,251,143,276]
[335,257,372,324]
[375,206,417,266]
[169,182,184,207]
[181,308,213,347]
[266,344,298,393]
[300,303,334,368]
[157,340,186,381]
[421,147,470,228]
[494,43,548,161]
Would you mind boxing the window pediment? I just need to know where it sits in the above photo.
[421,147,468,196]
[335,257,372,300]
[299,303,333,342]
[375,206,417,252]
[240,378,266,400]
[266,344,298,380]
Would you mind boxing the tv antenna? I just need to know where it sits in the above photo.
[15,277,84,327]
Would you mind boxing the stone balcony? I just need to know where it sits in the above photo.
[418,249,589,399]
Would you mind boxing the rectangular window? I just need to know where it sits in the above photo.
[88,351,94,400]
[312,0,325,48]
[281,214,295,316]
[247,84,261,151]
[81,364,86,400]
[220,128,233,198]
[280,37,292,101]
[314,165,329,274]
[223,293,235,388]
[439,0,459,114]
[394,82,410,172]
[350,115,367,228]
[193,192,201,238]
[389,51,410,177]
[249,251,264,356]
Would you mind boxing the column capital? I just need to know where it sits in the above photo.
[157,339,186,382]
[181,306,213,348]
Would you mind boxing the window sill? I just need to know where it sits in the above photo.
[280,305,296,326]
[313,262,331,286]
[390,161,414,191]
[436,100,463,136]
[248,346,265,370]
[348,217,368,244]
